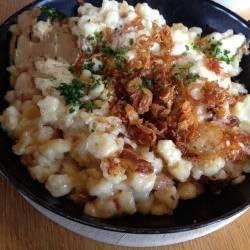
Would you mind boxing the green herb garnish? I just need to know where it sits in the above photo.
[86,47,92,53]
[174,73,185,79]
[135,77,155,91]
[68,66,74,73]
[56,76,104,113]
[114,48,128,70]
[129,38,134,46]
[80,100,94,111]
[213,48,234,64]
[69,107,76,113]
[142,77,153,90]
[116,47,128,56]
[192,40,233,64]
[101,44,128,71]
[89,78,102,90]
[136,84,143,90]
[158,83,164,91]
[87,31,103,46]
[40,6,67,22]
[105,77,113,85]
[101,43,116,56]
[101,45,128,58]
[177,65,186,70]
[115,56,126,70]
[83,61,95,71]
[192,44,200,51]
[173,69,199,84]
[56,78,84,107]
[187,73,200,83]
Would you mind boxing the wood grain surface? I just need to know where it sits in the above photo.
[0,1,249,250]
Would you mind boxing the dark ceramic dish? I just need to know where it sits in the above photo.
[0,0,249,234]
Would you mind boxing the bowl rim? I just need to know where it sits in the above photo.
[0,0,249,234]
[1,164,249,234]
[1,0,249,28]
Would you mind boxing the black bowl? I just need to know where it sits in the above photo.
[0,0,249,234]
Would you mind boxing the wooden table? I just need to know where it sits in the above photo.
[0,1,249,250]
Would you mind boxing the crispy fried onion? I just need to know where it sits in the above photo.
[150,103,170,119]
[110,100,128,123]
[104,19,250,164]
[129,24,173,70]
[128,122,157,146]
[166,99,199,155]
[73,52,85,76]
[203,82,235,119]
[103,157,126,177]
[205,58,221,75]
[159,85,176,110]
[124,16,144,31]
[188,122,250,162]
[223,128,250,162]
[119,148,153,174]
[124,104,140,125]
[132,87,153,114]
[126,77,142,94]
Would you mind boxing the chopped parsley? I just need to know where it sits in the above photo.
[174,73,185,79]
[205,41,234,64]
[114,48,128,70]
[87,31,103,46]
[80,100,94,111]
[94,31,102,42]
[83,61,95,71]
[142,77,153,90]
[135,77,155,90]
[86,46,92,53]
[116,47,129,56]
[69,107,76,113]
[213,48,234,64]
[192,40,233,64]
[56,78,99,112]
[56,78,84,107]
[174,71,199,83]
[89,77,102,90]
[211,42,222,56]
[172,63,200,84]
[101,44,128,71]
[40,6,67,22]
[101,44,115,56]
[158,83,164,91]
[187,73,200,83]
[192,43,200,51]
[105,77,113,85]
[136,83,143,90]
[185,45,190,51]
[115,56,126,70]
[129,38,134,46]
[177,65,186,70]
[68,65,74,73]
[206,41,222,54]
[101,44,119,55]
